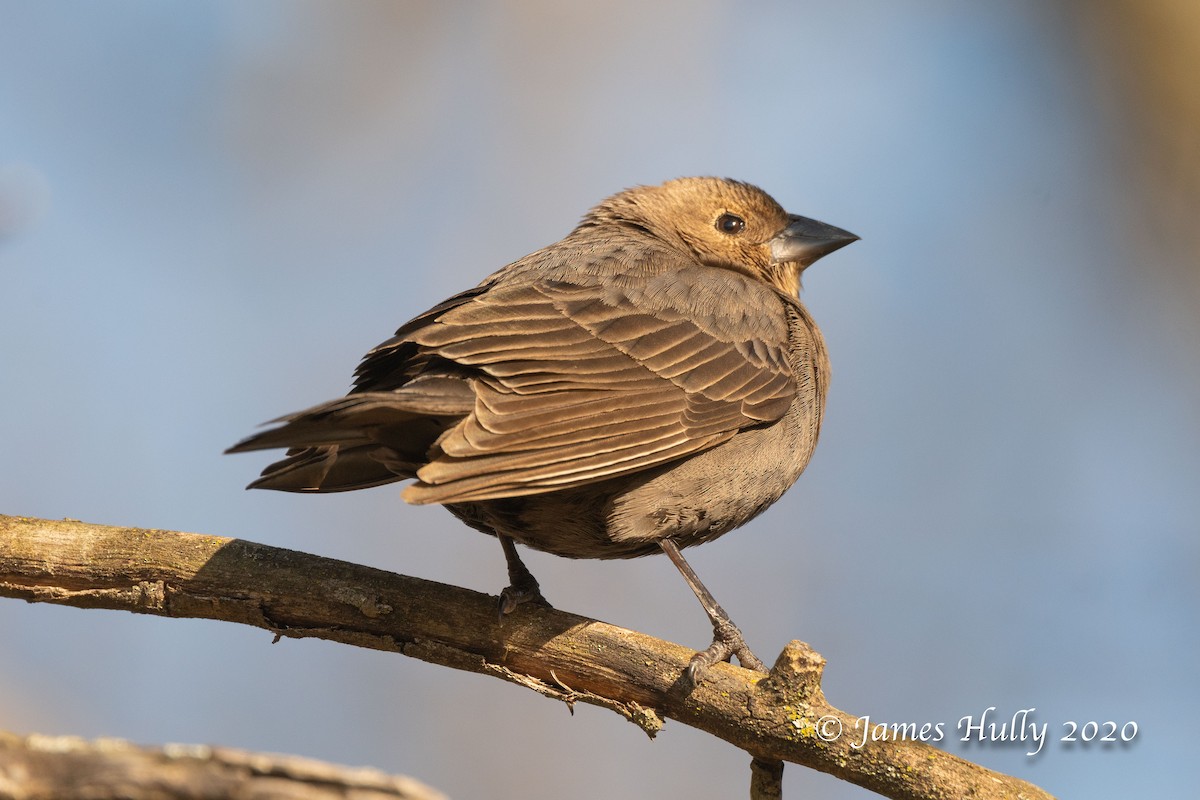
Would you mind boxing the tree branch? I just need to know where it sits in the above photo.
[0,514,1054,800]
[0,731,446,800]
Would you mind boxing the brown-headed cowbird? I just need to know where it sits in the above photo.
[228,177,856,678]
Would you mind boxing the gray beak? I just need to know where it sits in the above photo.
[768,215,859,267]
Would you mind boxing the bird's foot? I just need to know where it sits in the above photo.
[497,534,550,619]
[498,574,549,618]
[685,617,767,683]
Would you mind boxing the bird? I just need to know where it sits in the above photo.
[227,177,857,679]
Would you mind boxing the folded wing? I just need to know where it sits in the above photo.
[231,251,797,504]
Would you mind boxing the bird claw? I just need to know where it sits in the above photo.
[497,581,549,620]
[685,619,767,683]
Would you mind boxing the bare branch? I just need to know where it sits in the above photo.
[0,731,445,800]
[0,514,1055,800]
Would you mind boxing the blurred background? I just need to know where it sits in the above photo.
[2,2,1197,798]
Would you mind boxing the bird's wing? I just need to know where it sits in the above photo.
[389,251,797,504]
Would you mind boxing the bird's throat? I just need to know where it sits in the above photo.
[765,263,802,297]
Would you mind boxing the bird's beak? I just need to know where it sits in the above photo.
[768,215,859,268]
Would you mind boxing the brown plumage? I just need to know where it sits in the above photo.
[228,177,856,677]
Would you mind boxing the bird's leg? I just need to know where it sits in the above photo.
[498,534,549,616]
[660,538,767,681]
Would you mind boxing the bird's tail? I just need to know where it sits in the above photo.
[227,381,472,493]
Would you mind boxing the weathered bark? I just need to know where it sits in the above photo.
[0,731,445,800]
[0,514,1055,800]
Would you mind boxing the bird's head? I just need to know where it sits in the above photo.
[583,176,857,296]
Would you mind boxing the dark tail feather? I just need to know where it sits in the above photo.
[226,386,469,454]
[246,443,420,493]
[227,382,472,493]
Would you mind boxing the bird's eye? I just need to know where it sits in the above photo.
[715,213,746,235]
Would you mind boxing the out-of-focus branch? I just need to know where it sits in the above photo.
[0,514,1055,800]
[1064,1,1200,293]
[0,731,445,800]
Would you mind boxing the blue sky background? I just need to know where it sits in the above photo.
[2,3,1197,798]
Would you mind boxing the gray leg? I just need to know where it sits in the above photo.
[498,534,548,616]
[660,538,766,680]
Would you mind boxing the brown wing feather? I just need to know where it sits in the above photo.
[398,255,797,504]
